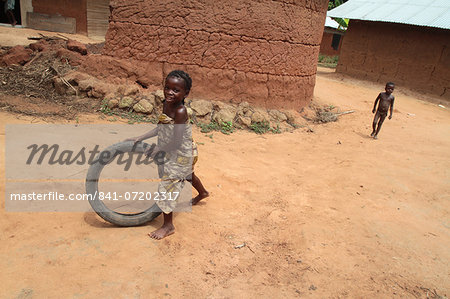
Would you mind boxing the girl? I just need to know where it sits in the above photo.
[127,70,208,240]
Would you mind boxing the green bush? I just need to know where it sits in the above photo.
[220,121,234,135]
[318,54,339,65]
[198,121,236,135]
[250,121,271,134]
[197,121,220,133]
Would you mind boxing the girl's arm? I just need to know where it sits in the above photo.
[124,127,158,143]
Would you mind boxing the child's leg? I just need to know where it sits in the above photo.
[371,112,380,136]
[149,212,175,240]
[191,172,209,205]
[374,114,386,139]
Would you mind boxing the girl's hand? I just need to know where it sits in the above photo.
[124,137,141,144]
[145,145,161,158]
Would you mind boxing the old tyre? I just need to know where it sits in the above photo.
[85,141,161,226]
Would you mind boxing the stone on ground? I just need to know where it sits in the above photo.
[119,96,135,109]
[133,99,154,114]
[66,39,88,55]
[0,45,32,66]
[191,99,213,117]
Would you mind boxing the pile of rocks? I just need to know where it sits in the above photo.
[188,99,299,131]
[53,70,160,116]
[105,89,163,116]
[53,70,303,131]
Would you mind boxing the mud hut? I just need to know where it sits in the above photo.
[319,16,345,56]
[94,0,328,110]
[328,0,450,100]
[12,0,109,39]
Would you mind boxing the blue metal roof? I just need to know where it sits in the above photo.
[328,0,450,30]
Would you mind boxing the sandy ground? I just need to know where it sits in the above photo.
[1,29,449,298]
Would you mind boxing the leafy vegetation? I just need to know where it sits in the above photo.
[197,121,220,133]
[328,0,349,30]
[250,121,271,134]
[270,124,282,134]
[220,121,235,135]
[318,54,339,67]
[197,121,236,135]
[196,120,283,135]
[249,121,282,134]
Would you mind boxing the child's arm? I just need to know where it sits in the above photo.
[124,127,158,143]
[389,96,395,119]
[372,93,381,113]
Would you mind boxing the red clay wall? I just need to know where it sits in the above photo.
[32,0,87,34]
[319,31,343,56]
[94,0,328,109]
[337,20,450,100]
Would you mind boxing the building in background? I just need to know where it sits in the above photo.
[328,0,450,99]
[0,0,109,40]
[320,16,345,56]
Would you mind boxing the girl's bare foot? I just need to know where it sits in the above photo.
[191,172,208,205]
[192,192,209,205]
[148,223,175,240]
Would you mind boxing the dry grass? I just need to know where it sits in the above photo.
[0,51,74,104]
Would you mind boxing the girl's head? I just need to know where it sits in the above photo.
[164,70,192,105]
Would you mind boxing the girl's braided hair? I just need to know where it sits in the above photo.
[166,70,192,93]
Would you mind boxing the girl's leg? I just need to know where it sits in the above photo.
[149,212,175,240]
[191,172,209,205]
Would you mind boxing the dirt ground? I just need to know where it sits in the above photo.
[1,28,449,298]
[0,26,103,47]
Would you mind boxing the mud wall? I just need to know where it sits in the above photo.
[337,20,450,100]
[319,31,343,56]
[96,0,328,109]
[20,0,33,27]
[32,0,87,34]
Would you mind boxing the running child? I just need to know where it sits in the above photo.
[371,82,395,139]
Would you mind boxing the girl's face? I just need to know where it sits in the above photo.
[164,76,188,104]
